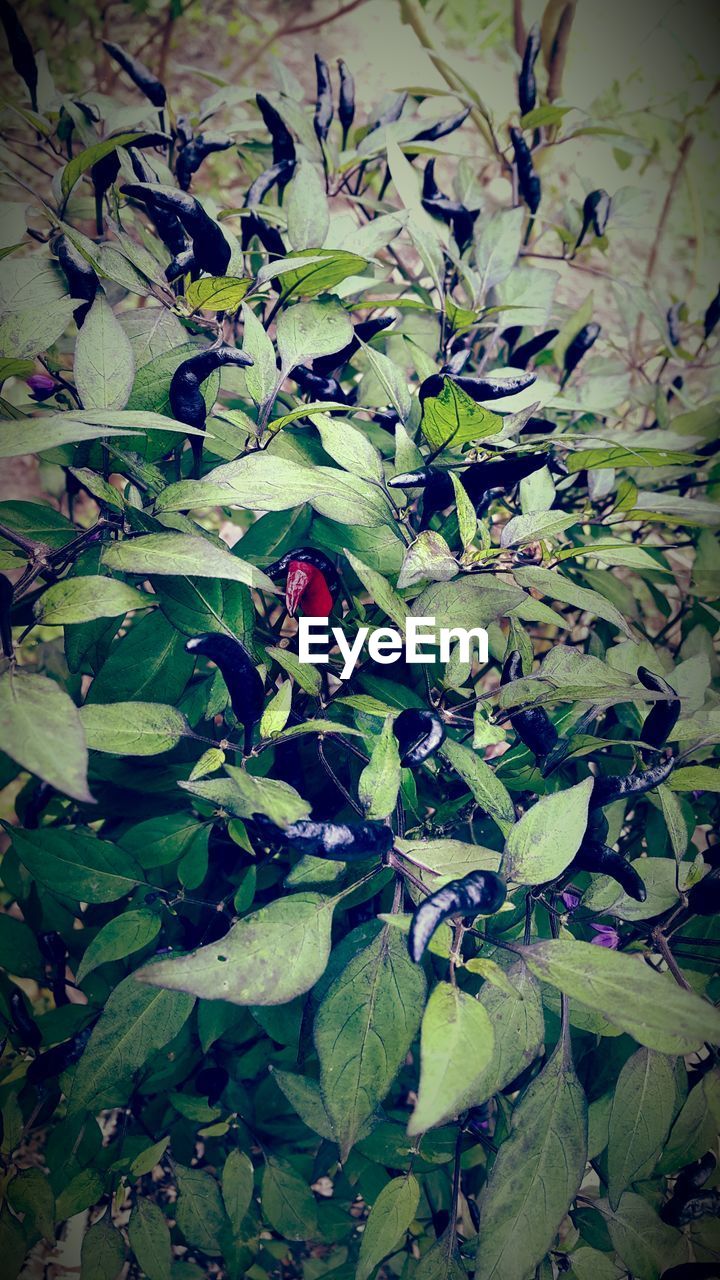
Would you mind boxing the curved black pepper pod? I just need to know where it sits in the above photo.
[667,302,682,348]
[575,189,611,249]
[421,160,478,249]
[661,1266,720,1279]
[0,571,14,659]
[26,1023,94,1086]
[393,708,445,767]
[451,370,537,401]
[337,59,355,146]
[103,40,166,107]
[570,841,647,902]
[38,931,67,968]
[510,126,541,214]
[169,344,253,472]
[314,54,334,143]
[121,182,231,276]
[92,150,121,234]
[256,93,296,166]
[589,756,675,811]
[264,547,340,598]
[441,345,472,377]
[270,817,394,860]
[127,154,189,255]
[54,235,98,327]
[411,107,470,143]
[673,1191,720,1226]
[518,23,541,116]
[166,247,196,283]
[195,1065,229,1104]
[0,0,38,111]
[703,284,720,340]
[509,329,559,369]
[637,666,680,748]
[9,989,41,1050]
[562,322,601,383]
[176,134,233,191]
[289,364,353,405]
[661,1153,717,1224]
[185,633,263,753]
[244,159,295,209]
[312,315,393,377]
[408,870,508,963]
[687,873,720,917]
[501,648,559,760]
[368,92,408,133]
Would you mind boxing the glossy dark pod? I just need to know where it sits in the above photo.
[337,58,355,144]
[570,841,647,902]
[176,134,233,191]
[408,870,508,963]
[92,150,121,234]
[244,159,294,210]
[518,23,541,116]
[637,666,680,748]
[38,931,67,968]
[26,1024,94,1086]
[421,160,478,249]
[661,1267,720,1279]
[256,93,296,166]
[122,182,231,276]
[0,0,37,111]
[501,649,558,760]
[673,1191,720,1226]
[411,107,470,143]
[290,364,353,405]
[314,54,333,143]
[703,284,720,340]
[185,633,264,751]
[195,1065,229,1104]
[510,329,559,369]
[667,302,682,348]
[0,571,13,659]
[367,92,408,133]
[269,817,394,861]
[54,235,98,327]
[562,322,601,382]
[510,127,541,214]
[419,370,536,404]
[103,40,166,107]
[9,989,41,1050]
[687,874,720,917]
[662,1152,717,1224]
[589,756,675,810]
[169,344,253,471]
[312,316,393,377]
[166,247,196,283]
[393,708,445,767]
[576,189,611,249]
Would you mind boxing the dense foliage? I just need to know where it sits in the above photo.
[0,5,719,1278]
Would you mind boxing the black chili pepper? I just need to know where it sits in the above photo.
[166,247,196,283]
[39,930,68,1006]
[312,316,393,377]
[256,93,296,166]
[687,873,720,918]
[122,182,232,276]
[393,708,445,767]
[662,1153,717,1224]
[185,633,263,752]
[9,989,41,1050]
[521,415,556,435]
[703,285,720,340]
[561,322,601,385]
[0,572,13,659]
[432,370,537,402]
[389,454,553,524]
[54,235,97,327]
[673,1191,720,1226]
[441,345,472,377]
[337,58,355,147]
[518,22,541,116]
[195,1065,229,1105]
[261,816,393,861]
[510,126,541,214]
[421,160,478,250]
[313,54,334,144]
[245,217,287,259]
[408,869,508,963]
[667,302,682,348]
[501,649,559,760]
[661,1267,720,1279]
[411,107,470,143]
[176,133,233,191]
[103,40,166,108]
[92,150,121,235]
[575,189,611,250]
[127,154,189,256]
[290,364,353,405]
[569,841,647,902]
[509,329,559,369]
[637,666,680,749]
[244,159,295,210]
[26,1023,94,1086]
[368,92,408,134]
[589,756,675,811]
[0,0,37,111]
[169,344,253,473]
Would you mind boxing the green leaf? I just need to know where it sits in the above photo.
[344,549,407,631]
[397,530,457,588]
[8,824,141,902]
[357,1175,420,1280]
[242,302,277,406]
[277,300,354,371]
[409,982,494,1135]
[501,509,578,548]
[421,377,503,449]
[34,576,151,625]
[76,909,162,983]
[569,1248,622,1280]
[415,1232,467,1280]
[61,132,148,197]
[583,857,684,922]
[0,408,205,459]
[260,1157,318,1241]
[259,680,293,738]
[599,1193,686,1280]
[80,1218,125,1280]
[658,1070,720,1174]
[502,778,593,884]
[440,739,515,836]
[7,1167,55,1241]
[79,701,190,755]
[128,1199,172,1280]
[74,298,135,411]
[0,670,92,802]
[474,1037,587,1280]
[68,978,195,1114]
[185,276,252,312]
[361,342,412,422]
[175,1164,227,1255]
[138,893,337,1006]
[314,925,426,1160]
[522,939,720,1052]
[474,208,524,292]
[449,472,477,548]
[286,161,330,250]
[513,565,634,637]
[222,1150,255,1233]
[86,611,194,705]
[102,533,275,591]
[395,837,501,884]
[464,963,545,1108]
[266,643,322,695]
[221,765,310,825]
[658,784,689,860]
[0,915,42,978]
[358,717,401,819]
[313,413,383,481]
[264,248,368,298]
[607,1047,675,1209]
[669,764,720,793]
[0,297,76,361]
[270,1068,335,1139]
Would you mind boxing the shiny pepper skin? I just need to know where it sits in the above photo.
[661,1266,720,1279]
[122,182,232,276]
[411,107,470,143]
[408,870,508,963]
[176,133,233,191]
[637,665,680,748]
[256,93,296,166]
[268,817,393,861]
[419,370,537,405]
[393,708,445,767]
[337,58,355,145]
[661,1153,717,1225]
[518,22,541,116]
[103,40,166,108]
[265,547,339,618]
[368,92,407,134]
[314,54,334,143]
[27,1023,94,1086]
[313,316,393,377]
[575,189,611,249]
[169,344,253,472]
[54,235,98,327]
[421,160,478,250]
[510,126,541,214]
[569,840,647,902]
[703,284,720,340]
[510,329,559,369]
[0,572,14,659]
[92,150,121,234]
[290,364,354,406]
[589,755,675,811]
[185,633,264,752]
[562,322,601,384]
[501,649,559,760]
[0,0,38,111]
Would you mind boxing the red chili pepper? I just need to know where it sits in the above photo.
[286,560,334,618]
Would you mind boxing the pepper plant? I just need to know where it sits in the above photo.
[0,7,719,1279]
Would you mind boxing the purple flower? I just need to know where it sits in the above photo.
[590,923,619,949]
[26,373,57,402]
[561,890,580,912]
